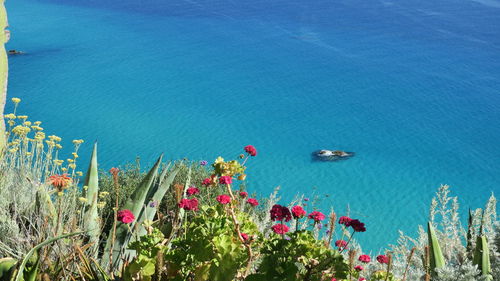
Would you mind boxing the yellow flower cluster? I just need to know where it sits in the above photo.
[99,192,109,198]
[12,125,31,136]
[5,98,85,190]
[48,135,62,142]
[212,156,246,177]
[34,132,45,140]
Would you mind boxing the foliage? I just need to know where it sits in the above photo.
[248,230,349,281]
[0,99,498,281]
[165,205,258,281]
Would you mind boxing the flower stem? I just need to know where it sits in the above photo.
[340,230,355,254]
[225,184,253,279]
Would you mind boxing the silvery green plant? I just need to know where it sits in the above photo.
[376,185,498,281]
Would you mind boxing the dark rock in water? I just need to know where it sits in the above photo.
[311,150,355,162]
[8,50,25,55]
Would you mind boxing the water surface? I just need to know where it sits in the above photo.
[6,0,500,250]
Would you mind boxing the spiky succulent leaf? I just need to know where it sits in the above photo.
[83,142,100,256]
[137,164,179,237]
[473,235,492,280]
[13,232,83,281]
[0,257,16,279]
[427,222,445,273]
[101,154,163,272]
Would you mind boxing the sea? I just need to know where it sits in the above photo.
[5,0,500,251]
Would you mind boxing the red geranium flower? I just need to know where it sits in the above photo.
[350,219,366,232]
[247,198,259,206]
[240,233,249,241]
[239,191,248,198]
[358,254,371,263]
[359,278,366,281]
[354,265,364,271]
[219,176,232,185]
[270,204,292,222]
[117,209,135,224]
[217,194,231,204]
[186,187,200,196]
[244,145,257,156]
[291,205,306,219]
[178,198,199,211]
[271,223,289,235]
[338,216,352,226]
[308,211,326,222]
[335,240,348,249]
[377,255,389,264]
[201,178,211,186]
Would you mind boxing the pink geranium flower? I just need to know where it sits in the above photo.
[186,186,200,196]
[219,176,232,185]
[117,209,135,224]
[271,223,289,235]
[335,240,348,249]
[178,198,199,211]
[358,255,371,263]
[291,205,306,219]
[240,233,249,241]
[354,265,364,271]
[217,194,231,204]
[308,211,326,222]
[201,178,211,186]
[244,145,257,156]
[239,191,248,198]
[377,255,389,264]
[247,198,259,206]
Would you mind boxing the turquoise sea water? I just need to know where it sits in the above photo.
[6,0,500,251]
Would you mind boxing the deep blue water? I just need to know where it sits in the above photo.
[5,0,500,251]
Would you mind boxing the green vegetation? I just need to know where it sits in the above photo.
[0,99,498,280]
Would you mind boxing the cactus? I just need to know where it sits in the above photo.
[0,257,16,280]
[83,142,100,256]
[101,154,163,272]
[427,222,445,274]
[473,235,492,280]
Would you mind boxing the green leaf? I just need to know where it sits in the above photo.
[101,154,163,272]
[0,258,17,280]
[83,142,100,256]
[13,232,83,281]
[427,222,445,273]
[473,235,492,280]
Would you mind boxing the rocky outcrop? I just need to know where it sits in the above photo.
[0,0,8,151]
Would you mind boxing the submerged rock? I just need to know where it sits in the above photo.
[312,150,354,161]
